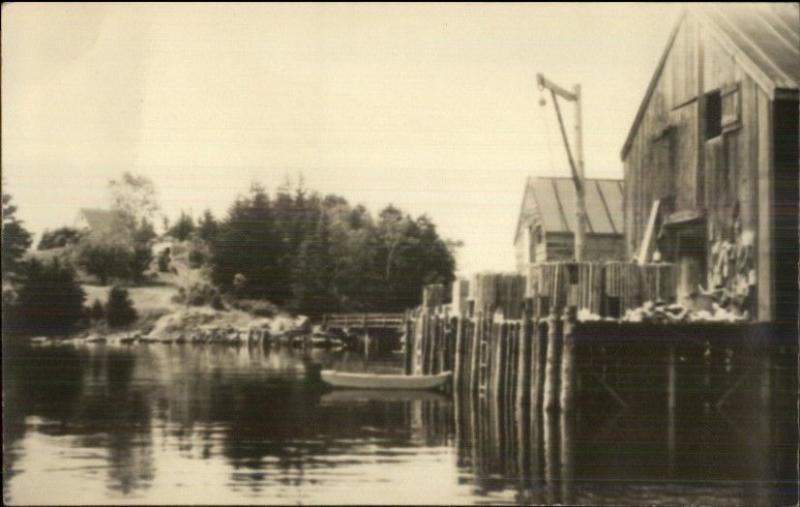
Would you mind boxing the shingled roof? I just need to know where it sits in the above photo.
[621,3,799,159]
[514,177,624,243]
[76,208,125,234]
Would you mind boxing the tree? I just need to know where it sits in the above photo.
[169,211,195,241]
[106,286,137,328]
[13,258,86,336]
[210,183,280,299]
[38,227,83,250]
[196,209,219,242]
[108,172,159,232]
[292,211,337,316]
[89,298,105,321]
[74,237,132,285]
[2,191,33,279]
[157,248,171,272]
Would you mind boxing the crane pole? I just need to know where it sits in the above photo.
[537,73,587,262]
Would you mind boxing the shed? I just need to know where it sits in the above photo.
[620,3,798,322]
[514,176,624,273]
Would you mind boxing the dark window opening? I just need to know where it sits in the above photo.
[705,90,722,139]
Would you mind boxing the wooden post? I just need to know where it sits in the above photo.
[508,323,519,405]
[543,312,561,412]
[543,409,559,505]
[517,303,534,410]
[492,323,507,396]
[559,306,577,413]
[463,319,473,391]
[667,344,677,475]
[404,316,414,375]
[559,410,575,505]
[470,314,482,395]
[454,317,465,388]
[531,318,547,412]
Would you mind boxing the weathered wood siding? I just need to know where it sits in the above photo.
[544,233,625,263]
[622,13,776,318]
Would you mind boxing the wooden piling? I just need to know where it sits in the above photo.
[404,317,414,375]
[516,304,534,410]
[531,318,548,412]
[454,317,465,387]
[543,312,561,412]
[508,323,519,405]
[470,314,483,395]
[559,307,577,413]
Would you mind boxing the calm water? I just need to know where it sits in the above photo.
[3,341,797,505]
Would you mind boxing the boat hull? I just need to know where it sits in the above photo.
[320,370,451,391]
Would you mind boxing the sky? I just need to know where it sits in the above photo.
[2,2,681,275]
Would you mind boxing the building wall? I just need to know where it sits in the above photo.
[544,233,625,262]
[622,13,776,318]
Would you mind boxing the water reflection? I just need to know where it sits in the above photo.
[3,341,797,505]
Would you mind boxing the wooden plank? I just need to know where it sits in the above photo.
[636,199,662,264]
[756,90,774,321]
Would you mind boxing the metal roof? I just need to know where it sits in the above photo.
[515,177,623,240]
[621,3,800,160]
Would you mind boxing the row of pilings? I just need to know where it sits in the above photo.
[405,295,790,415]
[406,304,583,413]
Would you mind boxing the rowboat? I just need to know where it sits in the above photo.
[321,389,448,404]
[320,370,451,391]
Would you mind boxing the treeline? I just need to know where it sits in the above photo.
[200,182,457,316]
[2,190,140,336]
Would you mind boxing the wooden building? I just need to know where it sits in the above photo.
[514,176,624,274]
[621,4,798,323]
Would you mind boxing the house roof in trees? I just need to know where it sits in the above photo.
[76,208,124,234]
[514,177,623,242]
[621,3,800,159]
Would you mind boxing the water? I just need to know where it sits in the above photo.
[3,341,797,505]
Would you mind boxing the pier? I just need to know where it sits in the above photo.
[405,263,794,415]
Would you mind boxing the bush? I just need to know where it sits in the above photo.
[38,227,83,250]
[172,281,220,307]
[89,298,105,321]
[74,239,132,285]
[229,298,277,317]
[187,239,209,268]
[157,248,171,273]
[129,244,153,282]
[106,286,138,328]
[12,258,86,336]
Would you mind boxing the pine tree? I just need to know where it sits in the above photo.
[1,191,33,279]
[106,286,137,328]
[14,259,86,336]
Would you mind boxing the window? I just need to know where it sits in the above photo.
[705,90,722,139]
[721,83,740,130]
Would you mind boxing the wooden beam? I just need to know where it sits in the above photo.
[757,91,774,322]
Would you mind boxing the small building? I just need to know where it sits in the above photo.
[74,208,126,238]
[514,176,625,274]
[620,4,798,322]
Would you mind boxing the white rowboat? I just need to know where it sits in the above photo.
[320,370,451,391]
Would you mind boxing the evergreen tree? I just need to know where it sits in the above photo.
[292,211,337,316]
[38,227,82,250]
[210,183,279,299]
[13,258,86,336]
[89,298,105,321]
[106,285,137,328]
[169,211,195,241]
[1,191,33,279]
[197,209,219,242]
